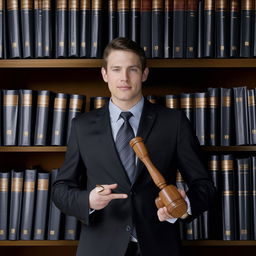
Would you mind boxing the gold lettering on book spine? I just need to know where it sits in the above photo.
[209,96,218,108]
[241,0,253,10]
[70,98,83,111]
[69,0,79,10]
[38,179,49,190]
[34,0,42,9]
[205,0,214,10]
[152,0,163,11]
[38,95,49,107]
[195,97,207,108]
[215,0,228,10]
[230,0,239,11]
[180,97,193,109]
[24,181,35,192]
[95,99,106,109]
[22,94,32,107]
[0,0,3,10]
[11,178,23,192]
[92,0,102,10]
[109,0,117,11]
[57,0,67,10]
[7,0,19,10]
[166,98,178,109]
[209,160,219,171]
[54,97,67,110]
[222,96,231,107]
[21,0,33,10]
[42,0,51,10]
[131,0,140,10]
[118,0,129,11]
[221,160,234,170]
[80,0,90,10]
[0,178,8,192]
[4,95,18,106]
[248,95,255,106]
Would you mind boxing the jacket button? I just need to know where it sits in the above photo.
[126,225,131,232]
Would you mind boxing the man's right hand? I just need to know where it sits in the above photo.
[89,183,128,210]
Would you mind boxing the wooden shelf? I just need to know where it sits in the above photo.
[0,147,67,152]
[201,146,256,152]
[1,58,256,68]
[182,240,256,246]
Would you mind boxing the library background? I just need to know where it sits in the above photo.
[0,0,256,255]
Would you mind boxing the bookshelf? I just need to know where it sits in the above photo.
[1,59,256,256]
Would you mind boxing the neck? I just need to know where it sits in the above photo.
[111,96,143,111]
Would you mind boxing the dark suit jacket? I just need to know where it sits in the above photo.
[52,99,215,256]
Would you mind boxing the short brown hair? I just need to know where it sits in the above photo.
[102,37,147,71]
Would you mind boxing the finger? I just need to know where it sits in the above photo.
[157,208,168,222]
[95,183,118,195]
[107,193,128,200]
[177,188,186,199]
[163,207,174,219]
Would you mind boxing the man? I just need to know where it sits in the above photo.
[52,37,215,256]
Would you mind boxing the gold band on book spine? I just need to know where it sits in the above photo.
[209,96,218,108]
[187,0,198,11]
[70,98,83,110]
[38,95,49,107]
[4,95,18,106]
[80,0,90,10]
[223,191,234,196]
[109,0,117,11]
[42,0,51,10]
[92,0,102,10]
[148,98,157,104]
[141,0,151,11]
[173,0,185,10]
[209,160,219,171]
[11,178,23,192]
[241,0,254,10]
[166,98,178,109]
[165,0,173,11]
[118,0,129,10]
[152,0,163,10]
[7,0,19,10]
[230,0,239,11]
[253,190,256,195]
[215,0,228,10]
[222,96,231,107]
[205,0,214,10]
[69,0,79,10]
[95,99,106,109]
[0,178,8,192]
[38,179,49,190]
[21,0,33,10]
[240,229,248,235]
[0,0,3,10]
[57,0,67,10]
[54,98,67,110]
[131,0,140,10]
[180,97,193,109]
[34,0,42,9]
[221,160,234,170]
[22,94,32,107]
[248,95,255,106]
[195,97,207,108]
[24,181,35,192]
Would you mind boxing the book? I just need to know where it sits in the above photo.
[64,215,78,240]
[34,0,43,58]
[0,0,5,59]
[20,169,37,240]
[108,0,117,42]
[164,0,172,58]
[164,94,179,109]
[42,0,52,57]
[197,0,203,58]
[90,96,109,110]
[251,156,256,240]
[117,0,129,38]
[180,93,193,122]
[130,0,140,44]
[248,89,256,144]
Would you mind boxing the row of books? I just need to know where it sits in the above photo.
[178,154,256,240]
[1,0,256,59]
[0,169,81,240]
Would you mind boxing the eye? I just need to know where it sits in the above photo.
[130,68,139,72]
[112,68,120,72]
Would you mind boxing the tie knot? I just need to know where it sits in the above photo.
[120,111,133,122]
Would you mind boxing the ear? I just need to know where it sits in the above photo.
[101,67,108,83]
[142,67,149,82]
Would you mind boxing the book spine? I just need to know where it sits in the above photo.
[0,0,4,58]
[248,89,256,144]
[7,0,22,58]
[251,156,256,239]
[66,94,85,144]
[180,93,193,122]
[164,0,172,58]
[203,0,215,58]
[34,90,51,145]
[34,0,43,58]
[164,94,179,109]
[9,170,24,240]
[89,96,109,110]
[3,90,19,146]
[197,0,203,58]
[240,0,254,57]
[68,0,79,57]
[140,0,152,58]
[108,0,117,42]
[18,89,34,146]
[117,0,129,38]
[215,0,229,58]
[51,93,68,146]
[79,0,90,57]
[20,169,37,240]
[186,0,198,58]
[130,0,140,44]
[21,0,34,58]
[233,87,249,145]
[90,0,103,58]
[0,172,10,240]
[33,172,49,240]
[42,0,52,57]
[229,0,240,57]
[220,88,232,146]
[64,215,78,240]
[221,154,236,240]
[55,0,68,58]
[208,88,219,146]
[236,158,251,240]
[194,92,207,145]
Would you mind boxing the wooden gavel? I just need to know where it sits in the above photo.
[130,137,188,219]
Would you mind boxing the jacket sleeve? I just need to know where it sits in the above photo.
[52,118,91,225]
[176,111,216,218]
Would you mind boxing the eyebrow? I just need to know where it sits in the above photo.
[110,65,141,69]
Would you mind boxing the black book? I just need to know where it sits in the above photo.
[215,0,229,58]
[51,93,68,146]
[64,215,78,240]
[130,0,140,44]
[221,154,236,240]
[248,89,256,144]
[47,169,62,240]
[197,0,203,58]
[18,89,34,146]
[140,0,152,58]
[0,0,5,59]
[164,0,172,58]
[233,87,249,145]
[229,0,240,57]
[3,90,19,146]
[152,0,164,58]
[208,88,219,146]
[108,0,117,42]
[80,0,91,57]
[66,94,85,144]
[8,170,24,240]
[186,0,198,58]
[192,217,199,240]
[34,90,53,146]
[180,93,193,123]
[0,172,10,240]
[251,156,256,240]
[20,169,37,240]
[42,0,52,57]
[164,94,179,109]
[7,0,22,58]
[34,0,43,58]
[220,88,233,146]
[90,0,103,58]
[68,0,79,57]
[0,90,2,145]
[193,92,207,145]
[236,158,251,240]
[172,0,185,58]
[55,0,68,58]
[33,172,50,240]
[146,95,157,104]
[203,0,215,58]
[117,0,129,38]
[240,0,254,58]
[21,0,34,58]
[90,96,109,110]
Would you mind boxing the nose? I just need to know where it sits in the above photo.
[121,69,129,82]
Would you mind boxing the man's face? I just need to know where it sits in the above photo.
[101,50,149,108]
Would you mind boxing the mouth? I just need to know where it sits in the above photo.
[118,86,132,90]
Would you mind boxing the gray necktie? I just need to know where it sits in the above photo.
[116,112,136,183]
